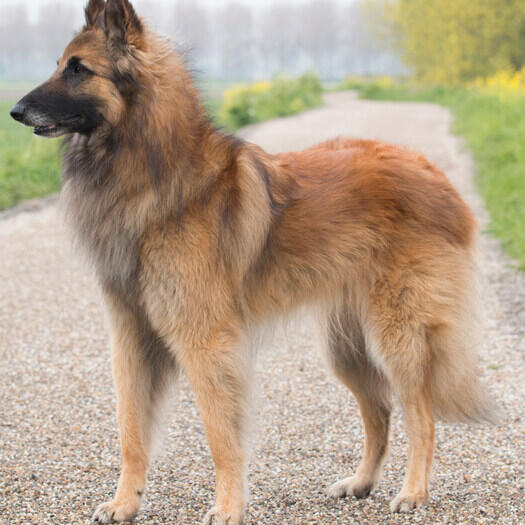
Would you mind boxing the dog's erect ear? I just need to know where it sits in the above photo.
[84,0,105,29]
[104,0,144,53]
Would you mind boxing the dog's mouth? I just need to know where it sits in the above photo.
[33,116,83,138]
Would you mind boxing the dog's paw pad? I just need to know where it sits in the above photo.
[390,492,428,512]
[92,500,139,523]
[327,476,374,499]
[93,503,114,524]
[202,504,243,525]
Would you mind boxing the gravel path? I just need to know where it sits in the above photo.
[1,92,523,524]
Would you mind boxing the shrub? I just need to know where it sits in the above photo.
[219,73,323,130]
[474,67,525,98]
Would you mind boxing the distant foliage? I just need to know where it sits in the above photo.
[369,0,525,84]
[339,75,393,90]
[219,73,323,130]
[0,1,402,82]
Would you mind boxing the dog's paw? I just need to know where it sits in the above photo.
[390,491,428,512]
[202,504,243,525]
[92,500,140,523]
[327,476,375,499]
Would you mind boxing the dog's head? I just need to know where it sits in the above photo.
[10,0,145,138]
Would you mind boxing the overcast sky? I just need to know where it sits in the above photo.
[8,0,356,7]
[4,0,357,23]
[1,0,401,81]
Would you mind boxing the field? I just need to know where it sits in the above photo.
[0,100,60,211]
[344,82,525,270]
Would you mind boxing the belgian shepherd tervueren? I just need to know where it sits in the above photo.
[10,0,495,523]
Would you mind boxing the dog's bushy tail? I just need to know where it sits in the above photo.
[428,262,499,424]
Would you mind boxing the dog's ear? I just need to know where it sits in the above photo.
[104,0,144,53]
[84,0,105,29]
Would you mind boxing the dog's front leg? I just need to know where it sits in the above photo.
[180,331,251,525]
[93,290,177,523]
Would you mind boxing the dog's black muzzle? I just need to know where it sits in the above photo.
[10,83,102,138]
[10,102,26,123]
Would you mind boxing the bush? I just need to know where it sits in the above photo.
[378,0,525,84]
[219,73,323,130]
[474,67,525,97]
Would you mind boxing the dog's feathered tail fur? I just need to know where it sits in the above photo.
[426,253,498,424]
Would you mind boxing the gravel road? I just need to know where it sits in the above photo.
[1,92,523,524]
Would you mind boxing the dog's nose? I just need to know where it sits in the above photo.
[10,102,26,122]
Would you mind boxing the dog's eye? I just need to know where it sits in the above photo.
[65,57,89,77]
[73,63,88,75]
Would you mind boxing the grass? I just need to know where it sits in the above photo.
[0,101,60,210]
[344,81,525,270]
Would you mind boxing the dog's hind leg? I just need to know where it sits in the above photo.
[324,309,392,500]
[389,380,434,512]
[93,290,178,524]
[367,298,435,512]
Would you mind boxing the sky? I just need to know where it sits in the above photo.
[9,0,355,7]
[3,0,357,24]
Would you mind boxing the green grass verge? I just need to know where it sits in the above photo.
[346,82,525,270]
[0,101,60,210]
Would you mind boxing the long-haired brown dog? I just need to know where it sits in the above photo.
[10,0,495,523]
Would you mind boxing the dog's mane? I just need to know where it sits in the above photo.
[59,25,255,306]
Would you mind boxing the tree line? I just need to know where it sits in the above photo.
[0,0,403,82]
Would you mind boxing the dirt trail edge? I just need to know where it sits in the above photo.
[1,92,523,524]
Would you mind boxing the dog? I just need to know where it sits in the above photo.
[10,0,495,523]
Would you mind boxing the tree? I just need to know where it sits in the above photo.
[258,3,300,76]
[35,2,80,65]
[216,3,254,81]
[172,0,212,71]
[378,0,525,84]
[297,0,339,78]
[0,4,33,73]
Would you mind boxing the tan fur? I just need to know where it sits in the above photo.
[15,1,495,523]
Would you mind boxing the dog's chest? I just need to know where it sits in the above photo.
[62,182,141,306]
[95,228,141,305]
